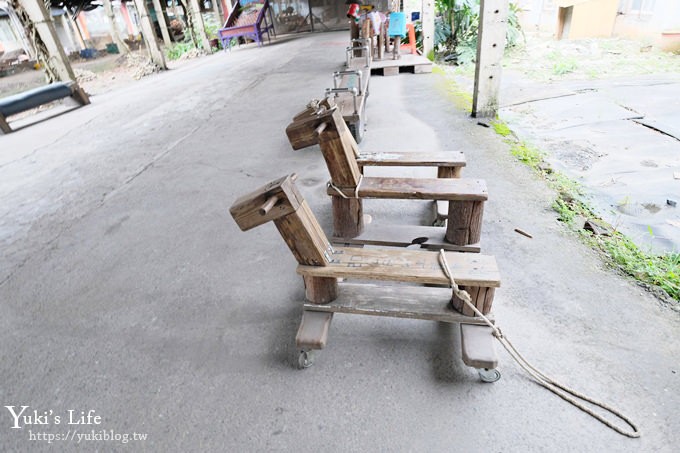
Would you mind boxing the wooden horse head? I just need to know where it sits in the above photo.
[229,174,333,266]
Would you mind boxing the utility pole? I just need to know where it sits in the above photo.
[102,0,131,54]
[150,0,173,46]
[472,0,508,118]
[132,0,167,68]
[14,0,87,102]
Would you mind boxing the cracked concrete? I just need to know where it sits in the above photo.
[0,32,679,451]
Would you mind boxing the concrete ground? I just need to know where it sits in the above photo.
[1,31,679,451]
[500,72,680,253]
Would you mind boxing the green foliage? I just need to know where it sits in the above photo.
[432,1,524,65]
[553,59,578,75]
[165,41,196,60]
[495,120,680,301]
[600,235,680,300]
[491,120,512,137]
[510,142,544,167]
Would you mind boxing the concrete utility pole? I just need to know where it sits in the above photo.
[211,0,222,28]
[1,0,36,59]
[188,0,211,50]
[421,0,434,58]
[150,0,173,47]
[102,0,131,54]
[15,0,85,94]
[472,0,508,118]
[132,0,167,68]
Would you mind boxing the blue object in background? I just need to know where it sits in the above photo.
[388,12,407,38]
[79,48,96,59]
[411,12,420,21]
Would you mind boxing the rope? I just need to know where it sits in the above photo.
[327,174,363,199]
[437,249,641,438]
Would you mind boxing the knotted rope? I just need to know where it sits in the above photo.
[438,249,640,438]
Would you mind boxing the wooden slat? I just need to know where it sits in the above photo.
[327,176,488,201]
[335,94,364,122]
[335,223,481,253]
[303,283,494,324]
[370,53,433,70]
[357,151,466,168]
[296,310,333,349]
[460,323,498,369]
[298,247,500,287]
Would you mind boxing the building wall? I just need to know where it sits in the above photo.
[0,16,21,52]
[614,0,680,50]
[565,0,619,39]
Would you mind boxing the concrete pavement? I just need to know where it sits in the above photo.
[1,32,679,451]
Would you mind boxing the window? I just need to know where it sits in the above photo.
[628,0,656,15]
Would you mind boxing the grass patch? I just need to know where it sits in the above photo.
[491,120,512,137]
[432,65,473,111]
[489,119,680,301]
[165,42,196,60]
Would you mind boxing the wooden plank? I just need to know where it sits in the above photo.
[460,324,498,369]
[370,53,432,68]
[357,151,466,168]
[296,310,333,349]
[383,66,399,76]
[327,176,488,201]
[303,283,494,324]
[336,223,481,253]
[298,247,500,288]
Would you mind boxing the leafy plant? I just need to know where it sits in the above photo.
[165,41,196,60]
[431,0,524,65]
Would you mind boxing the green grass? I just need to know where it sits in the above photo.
[165,42,196,60]
[491,120,512,137]
[488,119,680,301]
[432,71,680,301]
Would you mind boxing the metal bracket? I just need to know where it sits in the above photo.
[333,70,363,95]
[325,87,359,115]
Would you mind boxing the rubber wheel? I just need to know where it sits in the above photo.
[478,368,501,383]
[298,350,314,369]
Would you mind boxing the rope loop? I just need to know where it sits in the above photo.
[327,175,363,199]
[437,249,640,439]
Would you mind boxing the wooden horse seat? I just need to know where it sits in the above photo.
[290,100,466,226]
[286,107,487,250]
[327,176,487,201]
[229,174,501,374]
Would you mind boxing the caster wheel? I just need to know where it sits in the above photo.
[478,368,501,383]
[298,350,315,369]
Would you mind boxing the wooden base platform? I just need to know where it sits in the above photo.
[296,283,499,376]
[370,53,433,76]
[302,283,493,324]
[334,223,481,253]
